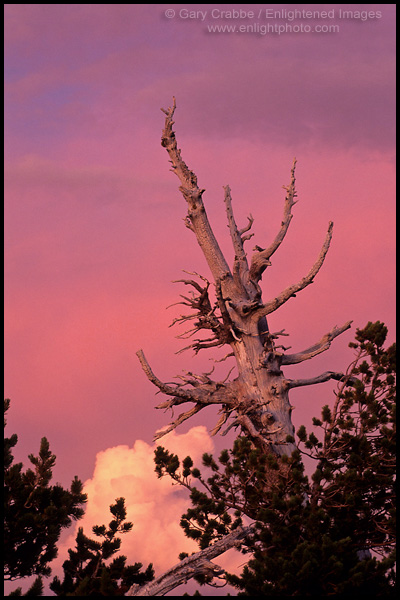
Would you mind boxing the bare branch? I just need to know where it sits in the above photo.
[223,185,245,258]
[127,525,253,596]
[136,350,197,401]
[174,368,215,386]
[137,348,241,439]
[270,328,290,339]
[176,337,226,355]
[223,185,250,287]
[167,273,234,353]
[255,221,334,319]
[151,371,236,409]
[282,321,353,365]
[154,404,203,440]
[239,214,254,237]
[173,278,208,295]
[249,158,297,282]
[210,351,235,363]
[209,411,229,436]
[286,371,351,389]
[161,98,231,282]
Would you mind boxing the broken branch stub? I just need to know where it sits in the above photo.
[137,99,353,456]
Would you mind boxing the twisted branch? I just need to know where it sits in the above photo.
[168,274,233,354]
[136,350,197,401]
[137,349,239,440]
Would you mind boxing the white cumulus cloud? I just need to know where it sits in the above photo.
[57,426,216,576]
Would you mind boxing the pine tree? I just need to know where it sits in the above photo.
[50,498,154,596]
[4,399,87,593]
[153,323,396,596]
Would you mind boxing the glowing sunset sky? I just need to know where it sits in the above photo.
[4,4,395,594]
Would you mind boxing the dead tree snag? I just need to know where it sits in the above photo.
[137,98,353,457]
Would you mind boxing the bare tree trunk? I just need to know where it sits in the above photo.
[137,97,352,457]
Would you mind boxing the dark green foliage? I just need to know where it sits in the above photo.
[4,399,87,588]
[303,321,396,556]
[4,402,153,596]
[154,322,396,596]
[50,497,154,596]
[8,576,44,596]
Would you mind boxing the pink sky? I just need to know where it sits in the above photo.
[4,4,396,594]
